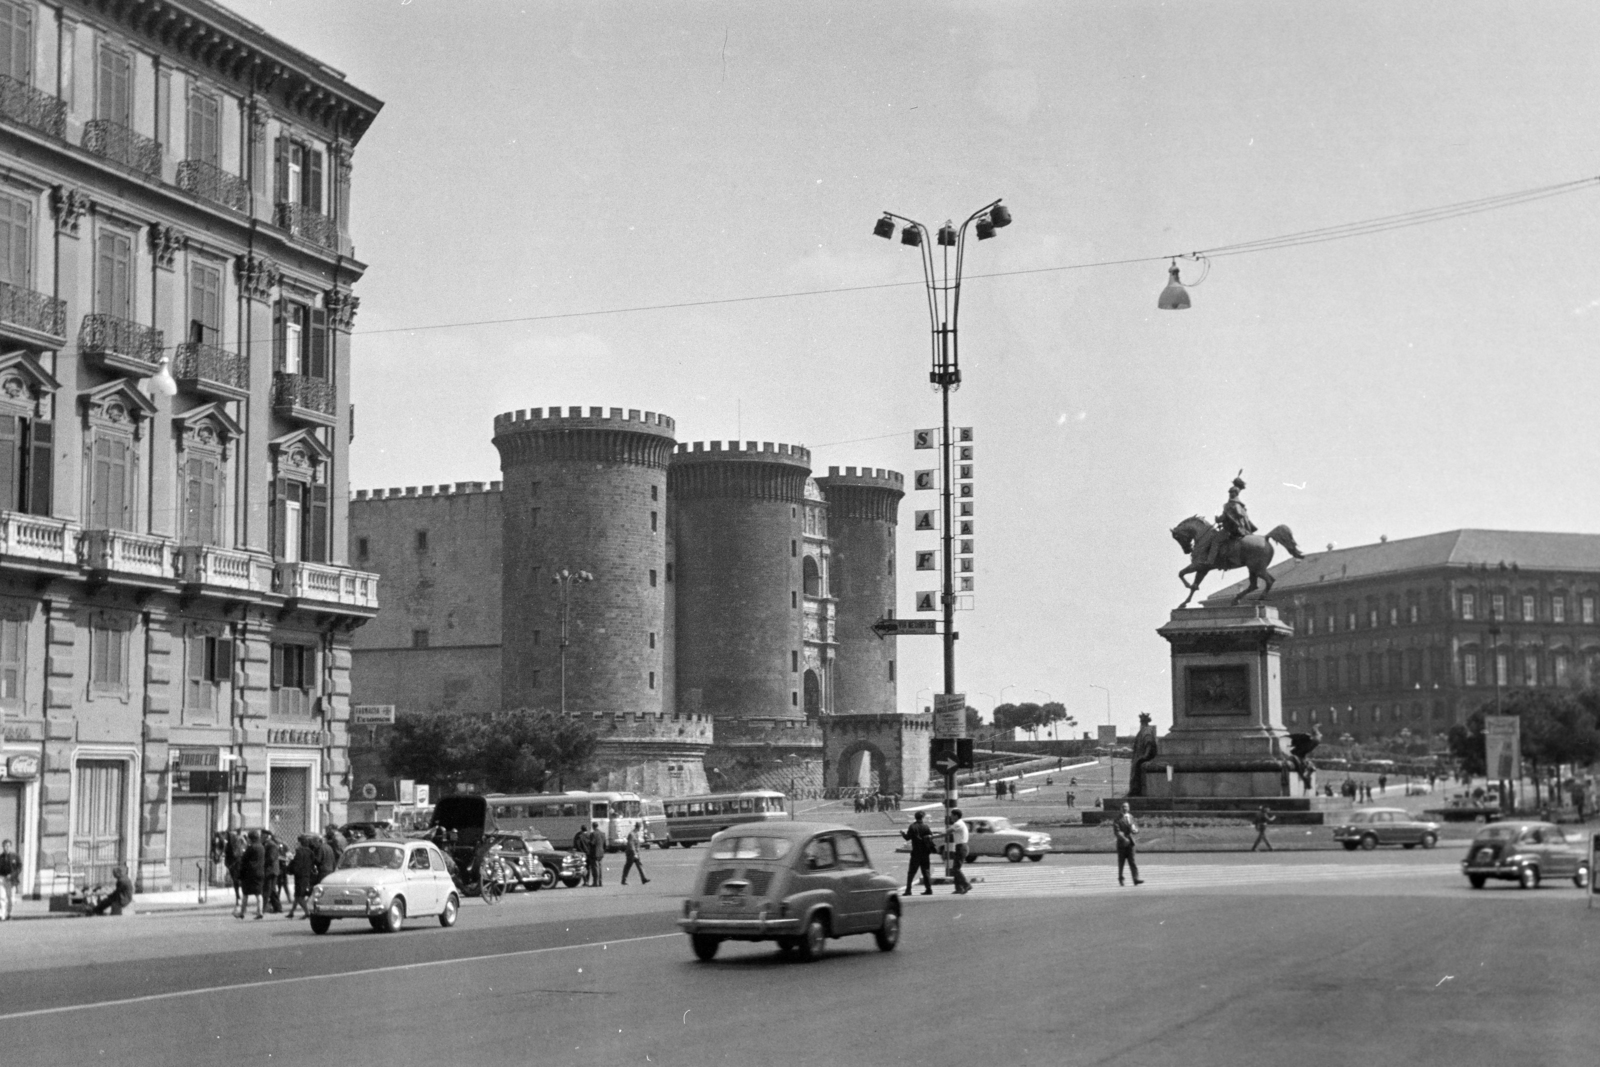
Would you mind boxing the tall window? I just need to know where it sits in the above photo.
[188,261,221,344]
[1584,596,1595,625]
[88,432,134,529]
[186,88,220,166]
[0,411,51,515]
[271,477,328,563]
[1520,594,1535,621]
[96,43,131,126]
[0,611,23,705]
[1462,652,1477,687]
[182,454,222,545]
[1460,592,1476,621]
[276,137,324,211]
[271,642,317,718]
[185,633,231,720]
[88,613,129,694]
[0,1,33,83]
[1552,596,1566,624]
[95,229,132,318]
[274,301,327,378]
[1523,651,1539,687]
[0,191,30,288]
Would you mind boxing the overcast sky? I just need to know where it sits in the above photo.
[232,0,1600,732]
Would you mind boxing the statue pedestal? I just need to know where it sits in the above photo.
[1145,603,1295,799]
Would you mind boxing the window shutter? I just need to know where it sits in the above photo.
[272,301,285,371]
[0,192,29,287]
[25,419,51,516]
[307,149,324,213]
[270,476,287,557]
[308,483,329,563]
[0,414,18,510]
[202,458,220,546]
[270,643,284,689]
[110,437,129,530]
[183,456,201,543]
[214,637,233,684]
[308,307,327,380]
[274,135,288,203]
[0,2,33,83]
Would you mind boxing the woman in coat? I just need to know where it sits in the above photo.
[235,830,266,920]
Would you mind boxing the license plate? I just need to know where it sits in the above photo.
[335,897,354,906]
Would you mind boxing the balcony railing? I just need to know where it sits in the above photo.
[0,511,79,568]
[0,279,67,342]
[82,119,162,177]
[80,313,164,376]
[275,561,379,611]
[272,371,336,425]
[173,340,249,399]
[0,75,66,139]
[176,158,248,212]
[174,544,261,592]
[274,202,338,250]
[79,528,176,580]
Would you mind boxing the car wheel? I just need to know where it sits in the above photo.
[1468,875,1486,889]
[1341,841,1359,851]
[537,866,558,891]
[874,904,901,952]
[439,893,459,928]
[1575,865,1590,889]
[381,897,406,932]
[1028,854,1044,862]
[691,934,721,961]
[1005,844,1024,863]
[1518,866,1540,890]
[309,916,331,935]
[1420,833,1437,850]
[795,915,828,962]
[1359,834,1378,851]
[562,876,582,889]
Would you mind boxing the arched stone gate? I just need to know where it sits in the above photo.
[820,712,933,796]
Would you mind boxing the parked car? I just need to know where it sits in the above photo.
[934,816,1051,862]
[1331,808,1442,851]
[1461,821,1591,890]
[476,831,586,890]
[678,822,901,962]
[1403,782,1432,796]
[307,839,459,934]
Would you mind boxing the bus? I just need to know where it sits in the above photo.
[485,791,645,852]
[641,796,669,848]
[661,790,789,847]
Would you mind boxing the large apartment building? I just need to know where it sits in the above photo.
[0,0,380,898]
[1211,530,1600,743]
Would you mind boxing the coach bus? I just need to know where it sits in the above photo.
[485,791,645,851]
[661,789,789,847]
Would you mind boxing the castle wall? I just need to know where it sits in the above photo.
[816,468,904,717]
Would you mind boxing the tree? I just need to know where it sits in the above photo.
[385,708,600,794]
[1448,691,1600,805]
[965,704,984,736]
[1040,702,1075,739]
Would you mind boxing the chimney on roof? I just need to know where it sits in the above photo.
[1380,535,1387,543]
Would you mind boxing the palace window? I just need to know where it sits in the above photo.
[1460,593,1476,621]
[181,453,223,545]
[1584,596,1596,625]
[274,300,328,378]
[188,261,222,344]
[186,87,220,166]
[276,136,324,211]
[96,43,131,127]
[0,1,33,85]
[270,641,318,718]
[412,629,429,649]
[1462,652,1478,687]
[88,611,132,695]
[0,383,53,517]
[1521,594,1535,622]
[269,434,331,563]
[1553,596,1566,624]
[1491,593,1505,620]
[95,228,133,319]
[0,190,31,290]
[1554,652,1570,686]
[0,606,24,707]
[1523,651,1539,687]
[185,632,232,722]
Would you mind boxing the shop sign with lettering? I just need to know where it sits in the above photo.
[6,754,40,779]
[267,728,328,747]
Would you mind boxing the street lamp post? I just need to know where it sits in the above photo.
[552,568,594,716]
[875,199,1012,868]
[1487,604,1507,810]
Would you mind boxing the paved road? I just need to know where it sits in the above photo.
[4,848,1596,1066]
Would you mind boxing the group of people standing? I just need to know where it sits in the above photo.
[572,823,652,887]
[216,828,341,920]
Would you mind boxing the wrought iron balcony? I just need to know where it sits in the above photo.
[0,279,67,343]
[272,371,336,426]
[173,340,249,399]
[274,202,338,250]
[79,313,164,377]
[79,528,176,582]
[176,159,248,212]
[275,561,379,612]
[82,119,162,177]
[0,75,66,140]
[0,511,80,569]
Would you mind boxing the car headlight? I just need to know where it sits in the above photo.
[1504,854,1525,865]
[365,886,382,901]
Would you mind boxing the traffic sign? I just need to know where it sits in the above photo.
[352,705,396,725]
[932,753,959,776]
[871,618,938,637]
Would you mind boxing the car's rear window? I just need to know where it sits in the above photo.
[1476,826,1519,841]
[709,835,794,860]
[339,844,405,870]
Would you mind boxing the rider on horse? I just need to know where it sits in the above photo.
[1202,474,1257,568]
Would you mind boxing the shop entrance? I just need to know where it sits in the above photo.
[269,766,311,841]
[170,796,217,889]
[1,781,21,848]
[73,760,127,886]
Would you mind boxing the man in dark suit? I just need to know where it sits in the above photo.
[901,811,937,896]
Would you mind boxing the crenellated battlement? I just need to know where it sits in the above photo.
[353,481,502,501]
[671,440,812,469]
[817,466,905,490]
[492,406,677,437]
[581,711,716,744]
[713,717,825,747]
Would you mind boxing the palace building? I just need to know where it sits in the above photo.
[0,0,380,899]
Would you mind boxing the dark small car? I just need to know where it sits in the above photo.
[1461,821,1591,890]
[678,822,901,962]
[477,831,585,890]
[1331,808,1442,851]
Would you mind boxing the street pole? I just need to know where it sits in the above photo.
[875,199,1011,883]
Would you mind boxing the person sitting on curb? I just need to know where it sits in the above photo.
[86,866,134,917]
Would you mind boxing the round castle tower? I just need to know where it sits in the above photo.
[814,466,904,717]
[493,406,709,795]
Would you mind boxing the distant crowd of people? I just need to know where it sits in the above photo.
[853,792,901,813]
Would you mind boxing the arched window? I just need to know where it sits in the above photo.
[802,555,821,597]
[803,669,821,720]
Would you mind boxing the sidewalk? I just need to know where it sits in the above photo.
[4,887,245,921]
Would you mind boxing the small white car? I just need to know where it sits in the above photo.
[308,840,460,934]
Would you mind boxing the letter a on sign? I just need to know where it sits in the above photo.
[915,550,938,571]
[914,510,937,531]
[916,591,937,612]
[913,469,936,491]
[913,429,937,449]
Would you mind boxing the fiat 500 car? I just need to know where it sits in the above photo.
[308,840,460,933]
[1461,821,1591,890]
[678,822,901,962]
[935,816,1052,862]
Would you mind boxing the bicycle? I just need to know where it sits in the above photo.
[478,850,509,905]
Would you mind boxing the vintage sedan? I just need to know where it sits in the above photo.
[678,821,901,962]
[308,840,460,933]
[477,831,585,890]
[1331,808,1442,851]
[1461,821,1591,890]
[935,816,1052,862]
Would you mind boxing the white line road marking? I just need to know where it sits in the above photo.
[954,862,1447,897]
[0,932,682,1023]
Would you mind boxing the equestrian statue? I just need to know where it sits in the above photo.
[1170,473,1305,608]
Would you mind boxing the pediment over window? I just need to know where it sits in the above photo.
[269,428,332,476]
[0,349,63,417]
[79,378,158,431]
[173,401,244,454]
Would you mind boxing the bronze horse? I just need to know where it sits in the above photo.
[1170,515,1305,608]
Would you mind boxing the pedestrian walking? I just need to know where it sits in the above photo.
[86,865,134,917]
[901,811,936,896]
[947,809,972,894]
[586,822,606,887]
[620,825,650,885]
[235,830,266,919]
[0,838,21,920]
[1113,802,1143,885]
[285,836,316,919]
[1378,774,1388,794]
[1008,781,1017,800]
[262,831,283,913]
[315,832,338,885]
[1250,806,1276,852]
[224,829,244,907]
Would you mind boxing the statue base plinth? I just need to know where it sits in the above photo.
[1083,794,1321,825]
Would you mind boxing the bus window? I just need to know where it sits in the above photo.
[689,802,703,816]
[592,802,609,819]
[739,798,753,813]
[561,804,577,817]
[493,806,507,818]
